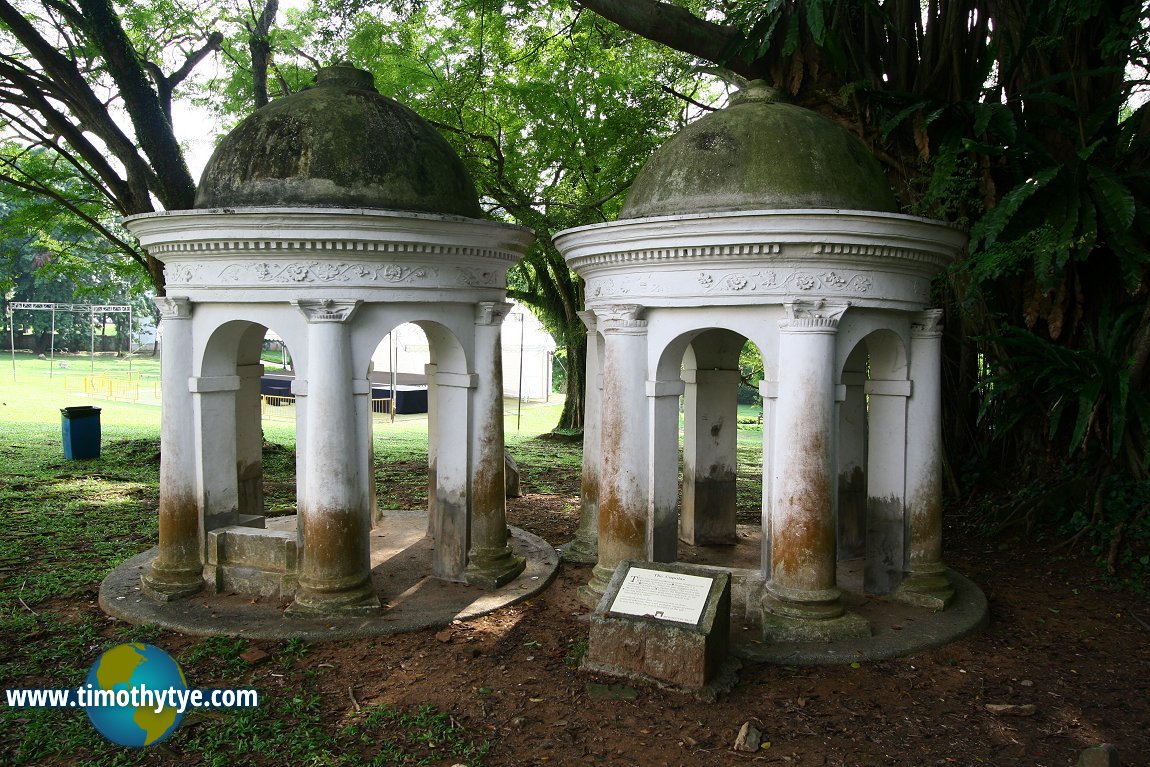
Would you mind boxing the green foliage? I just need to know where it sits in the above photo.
[341,703,492,766]
[738,339,764,404]
[181,635,253,678]
[1,146,153,348]
[1060,473,1150,592]
[977,305,1150,464]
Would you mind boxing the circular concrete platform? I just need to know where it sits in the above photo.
[673,526,989,665]
[100,510,560,640]
[730,568,988,665]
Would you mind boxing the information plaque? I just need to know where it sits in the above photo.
[585,560,732,691]
[609,567,714,625]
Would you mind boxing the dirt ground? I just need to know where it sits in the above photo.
[176,493,1146,767]
[35,489,1149,767]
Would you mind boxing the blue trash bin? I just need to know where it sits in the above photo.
[61,406,101,460]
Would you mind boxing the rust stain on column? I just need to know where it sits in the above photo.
[158,492,200,563]
[909,472,943,562]
[301,505,369,587]
[471,397,503,520]
[773,432,835,587]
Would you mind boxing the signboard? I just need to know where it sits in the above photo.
[608,566,715,625]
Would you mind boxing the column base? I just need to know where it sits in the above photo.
[559,533,598,565]
[465,547,526,589]
[140,563,203,602]
[894,564,955,611]
[578,562,615,608]
[760,609,871,642]
[285,579,382,618]
[760,581,870,642]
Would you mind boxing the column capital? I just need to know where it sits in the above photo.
[154,296,192,320]
[597,304,647,334]
[475,301,513,326]
[778,299,849,332]
[577,309,597,333]
[292,299,361,323]
[911,308,944,339]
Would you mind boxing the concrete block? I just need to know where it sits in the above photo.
[218,565,298,598]
[204,526,299,597]
[218,527,297,572]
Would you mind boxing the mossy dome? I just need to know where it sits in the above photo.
[619,81,898,219]
[195,64,482,217]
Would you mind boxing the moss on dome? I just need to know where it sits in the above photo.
[194,64,481,217]
[619,81,897,219]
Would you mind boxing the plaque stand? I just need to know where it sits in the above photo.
[583,560,738,696]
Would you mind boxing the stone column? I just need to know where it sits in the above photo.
[897,309,954,609]
[235,362,265,522]
[680,368,740,545]
[580,304,649,607]
[352,374,375,528]
[141,296,202,601]
[287,299,380,617]
[425,362,439,537]
[466,301,526,588]
[647,378,685,562]
[365,363,381,527]
[761,300,868,640]
[837,370,867,560]
[864,377,910,594]
[291,377,308,517]
[431,369,474,581]
[191,374,240,533]
[561,310,600,564]
[758,379,778,575]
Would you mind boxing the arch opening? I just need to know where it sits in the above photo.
[650,328,766,573]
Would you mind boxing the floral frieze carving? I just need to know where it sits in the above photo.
[456,267,499,287]
[697,270,873,294]
[588,276,660,299]
[166,264,203,285]
[215,261,437,284]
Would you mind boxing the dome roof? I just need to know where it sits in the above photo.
[619,81,897,219]
[195,65,482,217]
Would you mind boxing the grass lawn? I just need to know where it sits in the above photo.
[0,351,587,765]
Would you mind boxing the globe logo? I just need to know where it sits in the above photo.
[83,643,188,747]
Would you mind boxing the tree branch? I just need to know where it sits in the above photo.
[572,0,759,78]
[658,83,716,112]
[246,0,278,108]
[0,3,159,211]
[76,0,196,209]
[144,30,223,123]
[0,63,150,212]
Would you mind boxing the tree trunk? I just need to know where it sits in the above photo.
[556,331,587,432]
